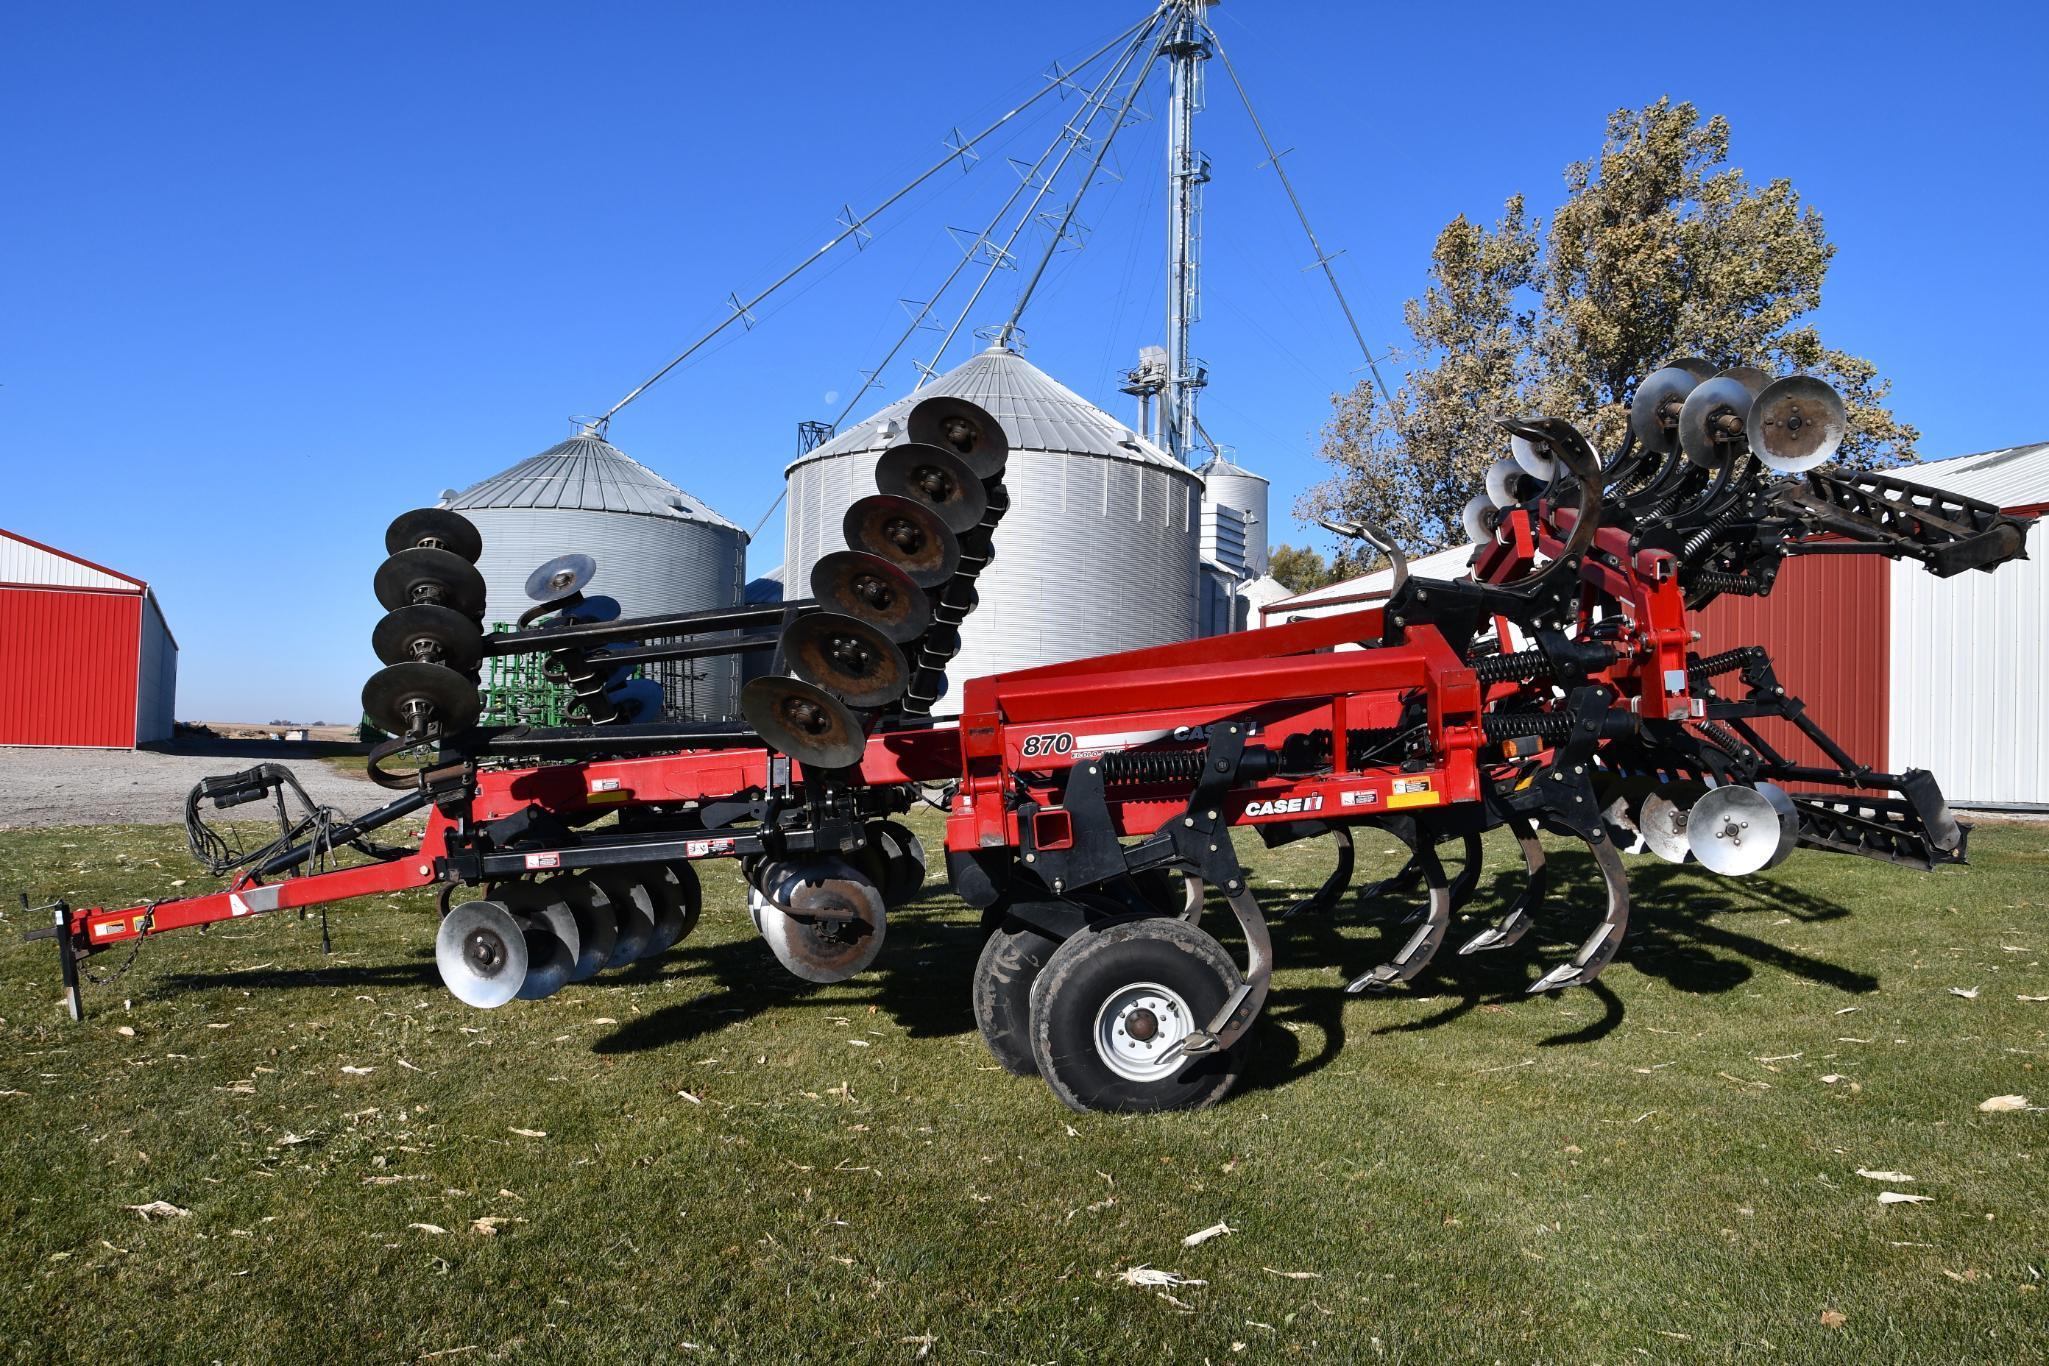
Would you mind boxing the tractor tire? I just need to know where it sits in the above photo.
[972,913,1063,1077]
[1027,916,1250,1114]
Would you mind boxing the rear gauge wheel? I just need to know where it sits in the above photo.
[971,911,1064,1077]
[1027,917,1249,1114]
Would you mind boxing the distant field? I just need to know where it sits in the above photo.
[1,812,2043,1360]
[188,723,362,744]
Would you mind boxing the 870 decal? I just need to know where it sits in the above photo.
[1019,732,1075,759]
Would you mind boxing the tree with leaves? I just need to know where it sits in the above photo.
[1267,542,1344,594]
[1305,98,1918,553]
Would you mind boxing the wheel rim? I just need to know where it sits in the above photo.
[1092,979,1195,1083]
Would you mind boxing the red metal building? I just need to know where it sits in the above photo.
[0,528,178,748]
[1693,554,1890,770]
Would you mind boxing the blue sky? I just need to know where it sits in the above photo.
[4,3,2043,721]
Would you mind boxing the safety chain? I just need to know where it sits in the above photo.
[81,902,157,986]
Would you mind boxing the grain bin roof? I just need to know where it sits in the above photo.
[447,428,742,532]
[1195,453,1266,482]
[1899,441,2049,510]
[791,345,1182,474]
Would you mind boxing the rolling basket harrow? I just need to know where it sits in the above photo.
[22,369,2035,1112]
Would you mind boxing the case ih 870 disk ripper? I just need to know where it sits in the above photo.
[24,373,2035,1112]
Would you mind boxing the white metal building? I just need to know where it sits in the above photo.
[442,428,748,721]
[1260,541,1480,624]
[1886,442,2049,808]
[784,345,1203,712]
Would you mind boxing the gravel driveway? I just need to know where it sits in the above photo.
[0,743,379,829]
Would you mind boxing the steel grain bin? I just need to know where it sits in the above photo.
[785,346,1201,712]
[1197,453,1270,575]
[443,428,747,721]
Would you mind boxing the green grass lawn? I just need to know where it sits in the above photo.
[1,811,2043,1361]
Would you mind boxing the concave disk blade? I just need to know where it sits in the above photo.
[905,395,1008,479]
[374,547,487,617]
[641,861,703,955]
[1686,784,1797,876]
[1639,781,1707,864]
[385,507,483,564]
[1485,457,1533,509]
[591,872,657,966]
[1748,375,1846,473]
[741,677,867,769]
[1462,495,1499,546]
[436,900,529,1009]
[372,604,484,674]
[1511,432,1556,479]
[1628,365,1705,455]
[752,857,888,983]
[523,552,596,604]
[872,820,928,906]
[843,495,961,589]
[557,875,618,980]
[874,443,988,533]
[361,661,481,737]
[810,550,933,644]
[501,882,579,1000]
[1678,376,1759,469]
[782,611,910,709]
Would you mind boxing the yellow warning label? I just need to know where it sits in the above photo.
[1387,789,1443,810]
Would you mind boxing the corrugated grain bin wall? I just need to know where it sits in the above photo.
[0,588,142,747]
[1888,536,2049,807]
[1693,554,1890,771]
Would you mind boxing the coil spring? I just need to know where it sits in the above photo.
[1688,645,1764,682]
[1099,749,1208,784]
[1635,492,1685,523]
[1680,506,1742,559]
[1691,570,1767,596]
[1481,712,1574,741]
[1700,720,1752,758]
[1346,727,1405,755]
[1285,728,1408,771]
[1473,648,1553,684]
[1097,728,1409,785]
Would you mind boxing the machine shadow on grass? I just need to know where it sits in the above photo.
[157,947,444,995]
[591,887,987,1056]
[148,849,1877,1101]
[1235,843,1876,1096]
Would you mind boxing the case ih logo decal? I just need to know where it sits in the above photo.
[1171,721,1261,742]
[1243,794,1324,817]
